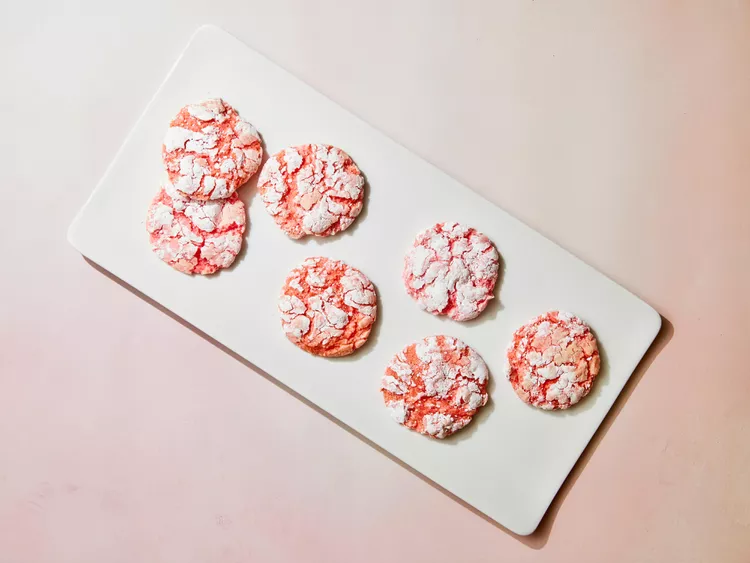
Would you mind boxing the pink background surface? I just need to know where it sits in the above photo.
[1,1,749,561]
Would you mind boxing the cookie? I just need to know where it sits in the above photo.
[258,144,364,239]
[162,98,262,200]
[381,336,489,439]
[279,257,377,357]
[403,222,500,321]
[505,311,601,410]
[146,183,246,275]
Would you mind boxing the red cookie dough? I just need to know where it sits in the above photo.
[505,311,601,410]
[258,144,364,239]
[162,98,262,200]
[279,257,377,357]
[403,222,500,321]
[381,335,489,439]
[146,183,246,275]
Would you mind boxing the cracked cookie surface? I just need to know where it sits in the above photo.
[162,98,262,200]
[506,311,601,410]
[146,183,246,275]
[279,257,377,357]
[403,222,499,321]
[381,335,489,439]
[258,144,364,239]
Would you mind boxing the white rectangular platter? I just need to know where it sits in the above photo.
[68,25,661,535]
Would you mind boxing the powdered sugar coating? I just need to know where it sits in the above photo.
[146,183,246,275]
[258,144,365,239]
[381,336,489,439]
[404,222,500,321]
[279,257,377,357]
[162,98,262,200]
[505,311,601,410]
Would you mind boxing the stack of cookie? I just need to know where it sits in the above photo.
[146,98,262,274]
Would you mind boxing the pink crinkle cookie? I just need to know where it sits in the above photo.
[505,311,601,410]
[278,257,377,357]
[381,335,490,439]
[146,183,246,275]
[403,222,500,321]
[162,98,262,200]
[258,144,365,239]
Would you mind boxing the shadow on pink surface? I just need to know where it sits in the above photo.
[83,257,673,549]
